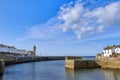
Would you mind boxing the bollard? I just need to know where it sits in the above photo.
[0,59,5,76]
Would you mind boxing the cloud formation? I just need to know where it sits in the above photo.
[58,1,120,39]
[92,2,120,26]
[22,1,120,41]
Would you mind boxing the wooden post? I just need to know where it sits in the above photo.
[0,59,4,76]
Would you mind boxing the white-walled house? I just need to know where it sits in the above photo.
[115,45,120,53]
[103,45,120,57]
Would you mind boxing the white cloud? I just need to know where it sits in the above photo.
[58,1,120,39]
[92,2,120,26]
[19,1,120,41]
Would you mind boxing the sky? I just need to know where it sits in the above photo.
[0,0,120,56]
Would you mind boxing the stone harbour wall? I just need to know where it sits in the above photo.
[96,57,120,69]
[65,57,100,69]
[95,55,120,69]
[74,60,100,69]
[65,59,75,69]
[0,59,4,76]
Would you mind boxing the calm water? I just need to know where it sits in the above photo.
[1,58,120,80]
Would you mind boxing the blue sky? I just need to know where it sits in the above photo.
[0,0,120,56]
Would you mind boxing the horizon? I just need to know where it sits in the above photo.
[0,0,120,56]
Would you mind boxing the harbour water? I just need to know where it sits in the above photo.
[1,57,120,80]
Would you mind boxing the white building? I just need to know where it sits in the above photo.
[0,44,35,56]
[115,45,120,53]
[103,45,120,57]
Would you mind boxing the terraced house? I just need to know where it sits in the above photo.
[0,44,36,61]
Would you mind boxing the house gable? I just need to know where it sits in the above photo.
[115,47,120,53]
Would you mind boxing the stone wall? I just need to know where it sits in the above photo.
[65,56,82,69]
[0,52,20,61]
[74,60,100,69]
[65,59,75,69]
[0,59,4,76]
[96,55,120,69]
[65,57,100,69]
[66,56,82,60]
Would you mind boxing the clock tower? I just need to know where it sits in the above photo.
[33,45,36,55]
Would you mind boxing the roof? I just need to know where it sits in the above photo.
[0,44,15,49]
[104,46,114,49]
[116,45,120,48]
[104,45,120,50]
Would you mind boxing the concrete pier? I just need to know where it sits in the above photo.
[0,59,4,76]
[65,57,100,69]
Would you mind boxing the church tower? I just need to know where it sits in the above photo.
[33,45,36,55]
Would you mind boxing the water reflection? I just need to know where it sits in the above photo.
[0,76,3,80]
[31,62,36,80]
[66,69,101,80]
[103,69,120,80]
[3,62,37,80]
[2,61,120,80]
[66,68,120,80]
[65,69,74,80]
